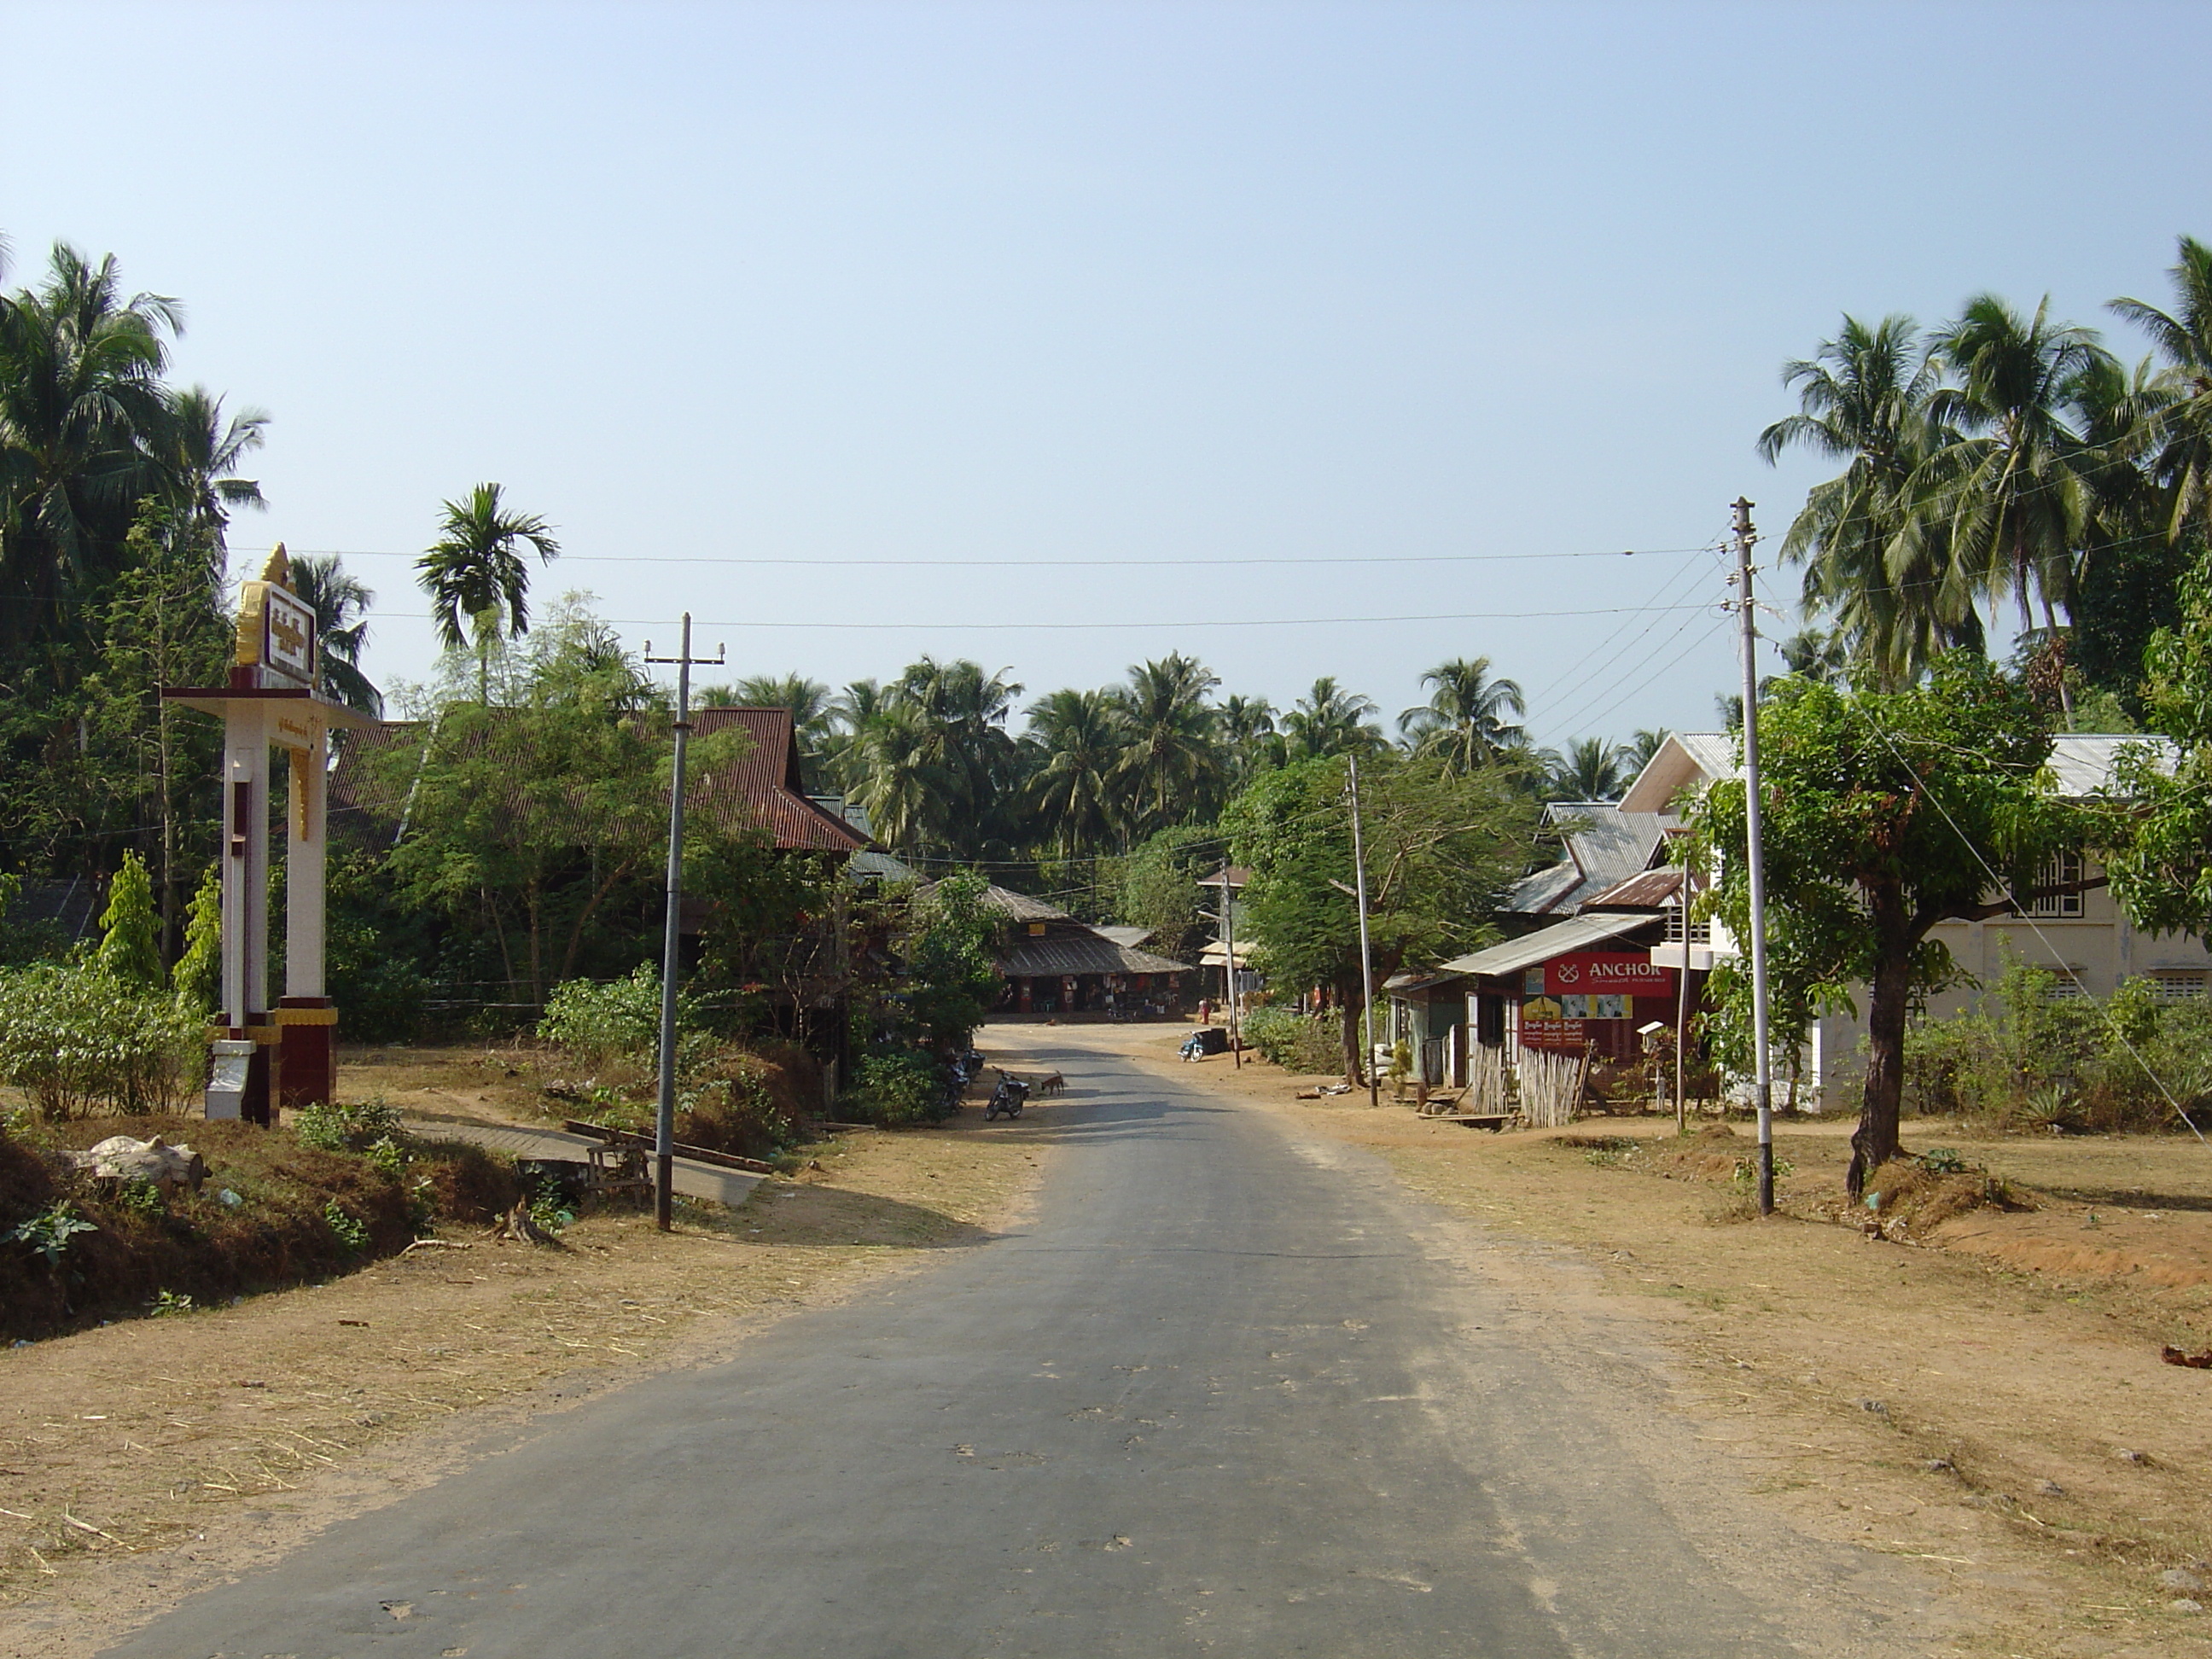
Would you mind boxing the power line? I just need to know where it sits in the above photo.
[232,544,1718,570]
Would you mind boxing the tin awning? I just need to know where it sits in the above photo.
[1437,911,1655,980]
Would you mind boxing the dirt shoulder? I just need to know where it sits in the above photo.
[1051,1018,2212,1658]
[0,1062,1040,1659]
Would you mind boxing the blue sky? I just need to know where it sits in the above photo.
[6,0,2208,748]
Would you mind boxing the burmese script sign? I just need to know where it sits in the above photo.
[1518,952,1677,1052]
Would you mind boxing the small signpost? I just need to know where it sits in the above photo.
[163,546,375,1122]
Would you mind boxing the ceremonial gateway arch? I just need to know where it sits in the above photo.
[164,546,375,1121]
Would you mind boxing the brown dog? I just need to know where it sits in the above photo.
[1036,1071,1066,1096]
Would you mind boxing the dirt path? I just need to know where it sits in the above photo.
[0,1091,1042,1658]
[1007,1019,2212,1658]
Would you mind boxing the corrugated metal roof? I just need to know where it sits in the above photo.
[1584,869,1684,910]
[1439,910,1656,979]
[995,931,1193,978]
[1092,924,1156,948]
[1507,810,1677,915]
[2046,734,2176,795]
[974,884,1072,923]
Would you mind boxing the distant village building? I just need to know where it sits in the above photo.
[963,885,1193,1018]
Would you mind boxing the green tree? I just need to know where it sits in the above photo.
[157,385,266,559]
[96,849,160,987]
[1685,657,2081,1195]
[1544,736,1631,801]
[416,482,561,703]
[172,863,221,1013]
[1282,677,1382,761]
[289,553,381,714]
[1112,824,1217,963]
[1398,657,1525,770]
[1759,315,1976,689]
[1110,653,1225,837]
[1024,687,1122,856]
[1225,752,1532,1080]
[0,242,181,655]
[850,658,1024,857]
[1219,693,1283,783]
[2104,544,2212,940]
[705,673,834,786]
[2110,235,2212,547]
[902,871,1002,1051]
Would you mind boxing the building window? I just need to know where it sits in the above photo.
[2023,851,2085,918]
[2044,970,2091,1001]
[2148,971,2209,1001]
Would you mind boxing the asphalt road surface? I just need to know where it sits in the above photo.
[102,1032,1854,1658]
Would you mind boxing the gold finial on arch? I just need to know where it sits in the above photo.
[261,543,291,591]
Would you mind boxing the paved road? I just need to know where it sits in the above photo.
[106,1034,1821,1658]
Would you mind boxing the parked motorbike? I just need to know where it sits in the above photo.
[984,1074,1029,1121]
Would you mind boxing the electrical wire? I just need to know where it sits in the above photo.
[232,544,1719,570]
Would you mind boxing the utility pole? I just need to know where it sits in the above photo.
[643,615,725,1231]
[1347,754,1378,1107]
[1222,869,1240,1068]
[1733,499,1777,1215]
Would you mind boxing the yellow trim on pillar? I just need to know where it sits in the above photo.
[273,1006,339,1026]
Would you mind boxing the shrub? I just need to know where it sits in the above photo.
[1239,1006,1343,1074]
[538,964,705,1069]
[0,962,201,1118]
[841,1051,946,1127]
[290,1096,404,1153]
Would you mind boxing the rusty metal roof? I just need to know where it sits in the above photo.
[993,930,1192,978]
[1582,869,1685,911]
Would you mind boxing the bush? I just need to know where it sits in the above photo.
[538,964,705,1070]
[0,962,201,1118]
[290,1096,405,1152]
[841,1051,946,1127]
[1239,1005,1344,1074]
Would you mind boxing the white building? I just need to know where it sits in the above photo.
[1619,731,2212,1109]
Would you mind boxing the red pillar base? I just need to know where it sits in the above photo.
[277,998,337,1110]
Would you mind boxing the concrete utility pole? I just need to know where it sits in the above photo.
[1222,870,1240,1068]
[643,616,724,1231]
[1347,755,1378,1108]
[1733,499,1778,1215]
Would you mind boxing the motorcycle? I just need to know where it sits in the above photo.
[984,1074,1029,1121]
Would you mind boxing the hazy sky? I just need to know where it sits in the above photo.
[7,1,2208,748]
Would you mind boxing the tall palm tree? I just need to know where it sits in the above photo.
[1758,315,1970,690]
[2110,235,2212,546]
[852,657,1023,856]
[1918,296,2113,655]
[1025,688,1122,855]
[1397,657,1525,771]
[0,242,181,649]
[1284,677,1383,760]
[1220,693,1282,783]
[288,553,380,714]
[160,386,267,564]
[1545,736,1631,802]
[1626,728,1671,772]
[1776,626,1848,684]
[1109,653,1223,837]
[416,482,560,702]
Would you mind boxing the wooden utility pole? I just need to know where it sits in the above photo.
[1733,499,1777,1214]
[643,616,724,1231]
[1347,755,1378,1107]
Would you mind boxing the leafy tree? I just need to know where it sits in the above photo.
[1112,824,1217,963]
[1219,693,1283,783]
[849,658,1024,857]
[158,385,266,556]
[2110,235,2212,547]
[289,553,381,714]
[901,871,1001,1051]
[1225,752,1532,1080]
[96,849,160,987]
[1686,656,2081,1195]
[2104,544,2212,940]
[172,864,221,1013]
[1282,677,1383,761]
[416,482,561,703]
[1398,657,1525,770]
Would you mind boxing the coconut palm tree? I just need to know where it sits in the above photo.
[1109,653,1223,836]
[0,242,181,649]
[1758,315,1973,690]
[416,483,560,702]
[1918,296,2113,662]
[288,553,380,714]
[2110,234,2212,547]
[1397,657,1525,771]
[1545,736,1631,802]
[1284,677,1383,760]
[1220,693,1282,783]
[159,386,267,563]
[852,657,1023,856]
[1025,687,1122,856]
[1626,728,1670,772]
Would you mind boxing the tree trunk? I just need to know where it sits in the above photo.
[1849,881,1916,1196]
[1339,975,1365,1086]
[2040,591,2075,725]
